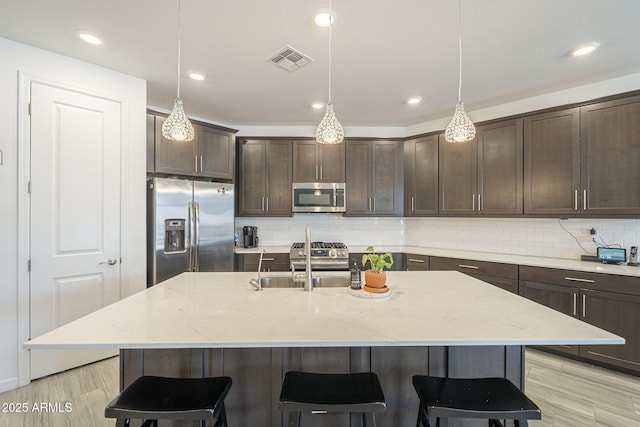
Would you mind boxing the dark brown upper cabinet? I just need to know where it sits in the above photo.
[404,135,438,216]
[439,118,523,215]
[237,139,292,216]
[524,108,581,215]
[580,95,640,215]
[151,114,236,180]
[293,140,345,183]
[346,140,403,216]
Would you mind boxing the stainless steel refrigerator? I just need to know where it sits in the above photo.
[147,177,235,286]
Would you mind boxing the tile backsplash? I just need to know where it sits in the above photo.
[235,216,640,260]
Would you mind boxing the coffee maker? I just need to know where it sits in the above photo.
[243,226,258,248]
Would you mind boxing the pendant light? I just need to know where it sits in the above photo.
[316,0,344,145]
[444,0,475,143]
[162,0,195,142]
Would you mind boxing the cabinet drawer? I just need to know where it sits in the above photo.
[430,256,518,279]
[404,254,429,271]
[519,266,640,296]
[242,253,290,272]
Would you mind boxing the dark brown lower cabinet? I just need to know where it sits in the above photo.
[238,253,290,272]
[579,289,640,372]
[519,265,640,373]
[403,254,429,271]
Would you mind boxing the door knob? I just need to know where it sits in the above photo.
[99,259,118,265]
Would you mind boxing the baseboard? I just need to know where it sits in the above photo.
[0,376,19,393]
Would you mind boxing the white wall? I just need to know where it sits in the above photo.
[0,37,147,392]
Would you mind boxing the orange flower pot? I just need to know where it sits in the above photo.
[364,270,387,288]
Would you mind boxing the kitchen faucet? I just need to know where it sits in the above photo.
[304,226,313,291]
[249,249,266,291]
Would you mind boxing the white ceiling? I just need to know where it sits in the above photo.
[1,0,640,128]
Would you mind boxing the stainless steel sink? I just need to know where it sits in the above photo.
[257,276,350,288]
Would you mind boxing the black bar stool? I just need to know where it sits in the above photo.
[412,376,541,427]
[279,371,386,426]
[105,375,232,427]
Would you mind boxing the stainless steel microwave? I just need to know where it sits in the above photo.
[292,183,346,213]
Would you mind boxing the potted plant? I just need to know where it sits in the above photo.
[361,246,394,289]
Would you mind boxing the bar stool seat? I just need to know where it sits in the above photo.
[105,375,232,427]
[279,371,386,426]
[412,376,541,427]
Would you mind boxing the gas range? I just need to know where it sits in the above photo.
[289,242,350,271]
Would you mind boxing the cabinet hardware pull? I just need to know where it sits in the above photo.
[472,194,475,211]
[411,196,415,212]
[573,293,577,316]
[478,193,482,211]
[320,165,323,180]
[315,165,319,180]
[261,197,265,211]
[582,293,586,318]
[266,197,269,212]
[574,190,578,211]
[199,155,203,172]
[262,258,275,262]
[458,264,479,270]
[408,258,425,263]
[194,155,198,172]
[372,197,375,212]
[583,189,587,211]
[369,197,372,212]
[564,277,595,283]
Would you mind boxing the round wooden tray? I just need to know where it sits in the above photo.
[348,286,391,299]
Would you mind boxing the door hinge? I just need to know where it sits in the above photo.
[28,260,31,272]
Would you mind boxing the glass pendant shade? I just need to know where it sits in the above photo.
[162,98,195,142]
[444,101,476,143]
[316,103,344,144]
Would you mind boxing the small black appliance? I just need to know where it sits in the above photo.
[243,226,258,248]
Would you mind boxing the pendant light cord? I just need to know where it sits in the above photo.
[176,0,183,98]
[327,0,333,104]
[457,0,463,102]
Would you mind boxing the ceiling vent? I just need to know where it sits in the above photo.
[268,46,313,72]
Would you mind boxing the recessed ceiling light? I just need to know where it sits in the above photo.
[313,9,336,27]
[570,42,600,57]
[77,31,103,46]
[407,96,423,105]
[312,102,325,109]
[189,72,207,81]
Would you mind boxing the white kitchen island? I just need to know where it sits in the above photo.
[25,271,623,427]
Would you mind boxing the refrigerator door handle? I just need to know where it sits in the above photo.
[194,201,201,271]
[188,201,195,271]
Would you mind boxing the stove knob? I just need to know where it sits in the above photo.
[339,250,346,257]
[329,249,336,257]
[298,251,305,257]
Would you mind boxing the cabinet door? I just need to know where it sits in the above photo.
[404,135,438,216]
[146,114,156,173]
[238,139,266,215]
[371,141,403,215]
[524,108,580,215]
[519,280,579,355]
[154,116,197,175]
[439,133,477,215]
[197,126,234,180]
[404,254,429,271]
[579,290,640,371]
[292,140,318,182]
[477,119,523,215]
[264,140,292,216]
[318,143,345,182]
[346,141,372,215]
[581,96,640,215]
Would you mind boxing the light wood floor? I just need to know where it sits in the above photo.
[1,349,639,426]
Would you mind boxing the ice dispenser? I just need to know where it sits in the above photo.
[164,219,186,253]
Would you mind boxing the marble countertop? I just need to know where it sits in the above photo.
[25,271,623,350]
[235,245,640,277]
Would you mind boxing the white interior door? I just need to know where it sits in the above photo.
[29,82,121,379]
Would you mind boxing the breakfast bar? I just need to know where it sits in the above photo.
[25,271,623,426]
